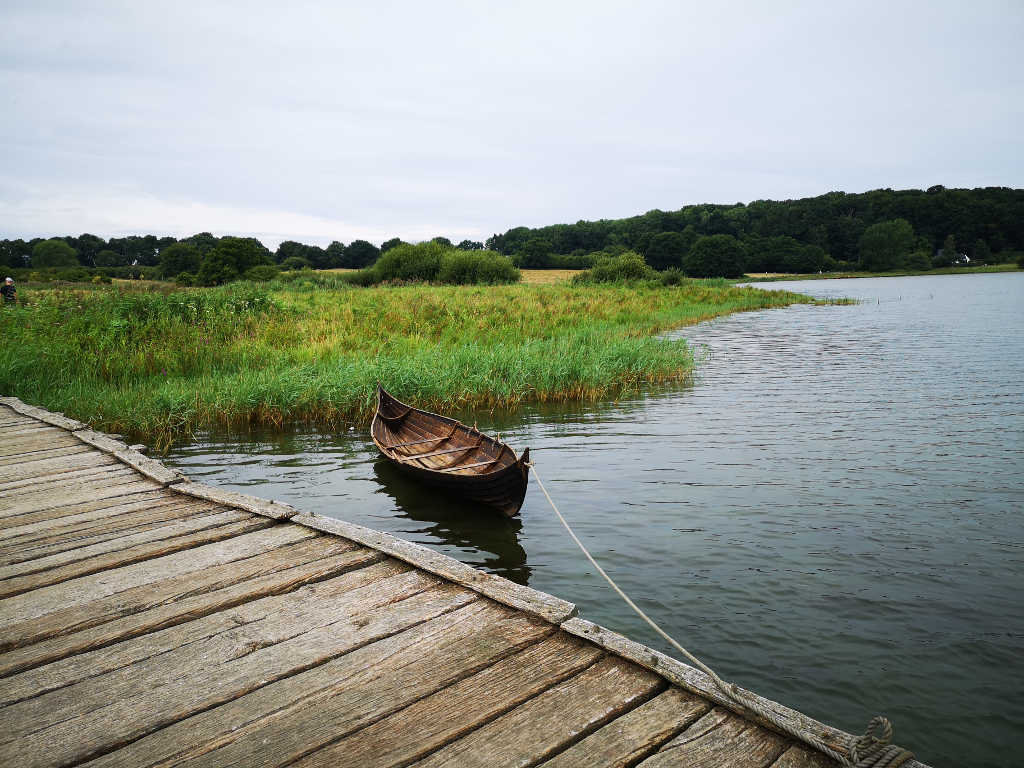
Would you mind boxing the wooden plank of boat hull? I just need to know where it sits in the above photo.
[0,488,177,531]
[0,558,404,709]
[0,539,382,678]
[85,601,550,768]
[0,526,318,650]
[292,633,603,768]
[409,656,664,768]
[400,444,480,461]
[0,476,162,520]
[0,450,120,485]
[541,687,712,768]
[0,567,443,739]
[3,584,485,768]
[635,708,789,768]
[0,515,273,599]
[0,500,224,561]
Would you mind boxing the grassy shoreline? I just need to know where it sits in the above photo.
[1,279,818,447]
[741,262,1020,282]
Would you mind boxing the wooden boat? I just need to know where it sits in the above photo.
[371,386,530,517]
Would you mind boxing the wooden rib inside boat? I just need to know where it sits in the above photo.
[371,385,530,517]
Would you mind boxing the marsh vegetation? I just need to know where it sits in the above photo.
[0,279,813,445]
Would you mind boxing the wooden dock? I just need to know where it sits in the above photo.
[0,398,921,768]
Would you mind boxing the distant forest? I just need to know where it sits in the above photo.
[485,186,1024,272]
[2,186,1022,277]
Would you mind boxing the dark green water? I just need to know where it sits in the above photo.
[165,272,1024,767]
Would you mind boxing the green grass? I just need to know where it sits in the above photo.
[742,262,1021,282]
[0,279,817,446]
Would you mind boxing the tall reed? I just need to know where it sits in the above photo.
[0,280,813,445]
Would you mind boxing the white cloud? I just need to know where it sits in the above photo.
[1,1,1021,244]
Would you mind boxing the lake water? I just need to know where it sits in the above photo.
[164,273,1024,767]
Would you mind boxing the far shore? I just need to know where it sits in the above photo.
[741,262,1020,282]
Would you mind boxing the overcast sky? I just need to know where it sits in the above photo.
[1,1,1021,248]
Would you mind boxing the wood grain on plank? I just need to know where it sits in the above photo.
[0,488,176,531]
[2,581,482,768]
[0,477,161,519]
[0,515,272,598]
[0,539,380,678]
[0,464,136,496]
[293,512,576,623]
[0,433,82,458]
[0,399,86,430]
[0,449,113,482]
[411,656,664,768]
[769,745,838,768]
[0,506,247,568]
[295,632,603,768]
[636,707,789,768]
[85,600,550,768]
[0,443,94,466]
[0,559,410,709]
[0,526,317,650]
[561,618,857,760]
[541,687,712,768]
[0,500,224,561]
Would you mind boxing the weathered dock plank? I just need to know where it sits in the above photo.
[0,540,382,678]
[541,686,712,768]
[82,602,549,768]
[294,633,604,768]
[637,707,788,768]
[0,487,181,530]
[0,514,272,598]
[0,401,927,768]
[0,499,226,559]
[410,656,664,768]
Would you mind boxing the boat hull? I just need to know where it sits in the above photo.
[370,386,530,517]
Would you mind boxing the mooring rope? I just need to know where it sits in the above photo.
[526,462,915,768]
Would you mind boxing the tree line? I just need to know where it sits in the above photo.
[485,186,1024,273]
[3,186,1021,281]
[0,231,488,285]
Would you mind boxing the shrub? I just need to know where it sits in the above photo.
[54,267,91,282]
[437,250,520,285]
[176,272,195,286]
[243,264,281,282]
[281,256,312,271]
[658,268,688,286]
[905,250,932,270]
[572,251,654,284]
[373,241,445,282]
[338,268,379,287]
[683,235,746,278]
[550,251,599,269]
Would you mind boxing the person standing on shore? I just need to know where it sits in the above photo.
[1,277,16,305]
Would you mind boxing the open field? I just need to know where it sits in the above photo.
[519,269,583,284]
[0,280,815,446]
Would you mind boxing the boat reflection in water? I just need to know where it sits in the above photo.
[371,458,531,584]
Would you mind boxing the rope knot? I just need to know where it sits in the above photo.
[848,716,913,768]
